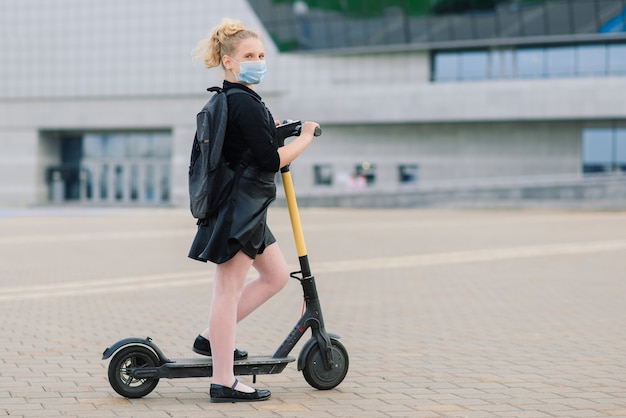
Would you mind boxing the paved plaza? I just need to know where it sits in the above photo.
[1,206,626,417]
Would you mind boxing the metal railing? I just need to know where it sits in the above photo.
[249,0,626,52]
[47,160,170,205]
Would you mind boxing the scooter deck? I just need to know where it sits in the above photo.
[135,356,295,379]
[170,356,294,366]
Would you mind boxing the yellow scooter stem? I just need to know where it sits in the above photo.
[280,166,313,278]
[276,122,321,277]
[281,169,307,258]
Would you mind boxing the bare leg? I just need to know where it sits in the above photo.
[201,243,288,391]
[237,242,289,322]
[208,251,254,392]
[200,242,289,335]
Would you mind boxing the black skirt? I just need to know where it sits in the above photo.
[188,166,277,264]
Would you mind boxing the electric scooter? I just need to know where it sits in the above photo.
[102,121,349,399]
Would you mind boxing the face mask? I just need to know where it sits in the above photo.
[231,59,267,85]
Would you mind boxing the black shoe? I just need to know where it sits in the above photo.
[193,335,248,360]
[210,379,271,403]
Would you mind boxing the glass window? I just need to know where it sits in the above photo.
[432,43,626,83]
[583,129,613,164]
[490,49,514,80]
[79,130,171,204]
[608,44,626,75]
[314,164,333,186]
[114,164,124,200]
[84,132,171,159]
[459,51,489,81]
[83,134,104,158]
[152,133,172,158]
[516,48,545,79]
[104,134,127,159]
[616,129,626,165]
[398,164,418,183]
[99,164,109,199]
[434,52,459,82]
[577,45,607,77]
[545,46,575,78]
[129,164,140,200]
[145,164,155,201]
[582,128,613,173]
[582,127,626,173]
[159,164,170,202]
[127,133,151,158]
[355,162,375,186]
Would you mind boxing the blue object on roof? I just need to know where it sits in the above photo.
[599,6,626,33]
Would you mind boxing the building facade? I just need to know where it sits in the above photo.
[1,0,625,208]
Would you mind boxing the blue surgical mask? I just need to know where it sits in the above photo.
[232,59,267,85]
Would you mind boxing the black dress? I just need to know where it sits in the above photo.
[188,81,281,264]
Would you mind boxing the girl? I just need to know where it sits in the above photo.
[188,18,319,402]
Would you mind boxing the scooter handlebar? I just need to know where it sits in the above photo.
[276,120,322,146]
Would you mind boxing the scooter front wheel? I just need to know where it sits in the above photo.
[107,345,160,398]
[302,338,349,390]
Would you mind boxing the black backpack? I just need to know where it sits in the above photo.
[188,87,253,219]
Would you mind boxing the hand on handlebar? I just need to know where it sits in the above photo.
[301,121,321,138]
[276,120,322,146]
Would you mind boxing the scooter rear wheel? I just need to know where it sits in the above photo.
[107,345,160,398]
[302,338,349,390]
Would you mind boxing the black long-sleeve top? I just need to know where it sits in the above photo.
[222,81,280,172]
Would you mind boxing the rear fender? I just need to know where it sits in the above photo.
[101,336,173,363]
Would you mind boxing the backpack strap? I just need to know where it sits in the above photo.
[223,87,264,169]
[221,88,258,210]
[224,87,259,100]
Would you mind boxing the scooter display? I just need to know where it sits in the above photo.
[102,121,349,399]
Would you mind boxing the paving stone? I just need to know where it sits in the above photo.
[1,207,626,417]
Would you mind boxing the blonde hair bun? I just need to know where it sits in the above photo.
[193,18,260,69]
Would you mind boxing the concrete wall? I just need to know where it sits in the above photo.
[0,129,39,204]
[264,72,626,123]
[0,79,617,206]
[0,97,203,206]
[0,94,589,205]
[283,174,626,210]
[282,120,584,192]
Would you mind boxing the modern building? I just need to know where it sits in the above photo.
[1,0,625,208]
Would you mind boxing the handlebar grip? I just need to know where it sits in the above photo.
[276,120,322,144]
